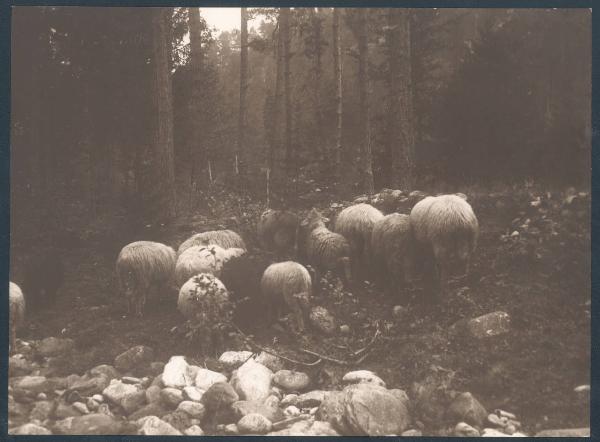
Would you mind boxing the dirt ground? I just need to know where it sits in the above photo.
[10,184,590,433]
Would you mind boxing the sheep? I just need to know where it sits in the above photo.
[9,282,26,354]
[410,194,479,298]
[260,261,312,333]
[371,213,414,298]
[115,241,176,317]
[334,203,384,278]
[178,230,247,256]
[175,245,246,286]
[257,209,299,256]
[22,248,65,312]
[177,273,232,355]
[298,208,352,287]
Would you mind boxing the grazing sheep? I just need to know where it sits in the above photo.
[175,245,246,286]
[257,209,299,256]
[178,230,247,256]
[410,194,479,298]
[22,248,65,312]
[220,254,272,329]
[371,213,414,297]
[334,203,384,277]
[116,241,176,317]
[177,273,232,354]
[260,261,312,333]
[9,282,25,354]
[298,208,352,286]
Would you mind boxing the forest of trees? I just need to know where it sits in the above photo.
[11,7,591,241]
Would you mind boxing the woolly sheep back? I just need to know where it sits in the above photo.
[371,213,413,289]
[335,203,384,267]
[178,230,247,256]
[177,273,230,321]
[257,209,299,254]
[115,241,176,316]
[175,245,227,285]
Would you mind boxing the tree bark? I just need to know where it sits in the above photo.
[356,8,374,195]
[188,7,206,189]
[237,7,249,176]
[150,7,177,221]
[281,8,293,180]
[311,8,325,164]
[332,8,343,183]
[387,9,416,190]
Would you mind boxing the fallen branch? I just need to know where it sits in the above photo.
[300,348,352,366]
[230,322,322,367]
[353,325,382,357]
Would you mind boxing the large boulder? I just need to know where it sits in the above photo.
[343,384,410,436]
[230,359,273,403]
[273,370,311,392]
[162,356,195,388]
[114,345,155,372]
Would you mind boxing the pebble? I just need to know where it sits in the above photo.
[455,422,480,437]
[36,392,47,401]
[92,394,104,403]
[281,394,299,407]
[72,402,90,415]
[488,413,507,427]
[284,405,301,416]
[86,398,99,412]
[184,424,204,435]
[121,376,142,385]
[237,413,273,434]
[342,370,386,388]
[339,324,350,334]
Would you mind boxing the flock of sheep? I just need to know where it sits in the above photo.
[8,192,479,354]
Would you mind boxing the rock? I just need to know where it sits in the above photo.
[30,400,55,421]
[121,376,142,384]
[495,409,517,420]
[232,400,284,423]
[224,423,239,434]
[97,403,113,417]
[183,386,205,402]
[402,429,422,436]
[254,352,285,372]
[36,392,47,400]
[343,383,410,436]
[285,405,301,416]
[446,392,487,427]
[269,419,340,436]
[86,398,99,412]
[273,370,311,391]
[114,345,154,372]
[160,387,185,408]
[68,374,110,396]
[316,390,346,430]
[230,359,273,402]
[297,390,326,408]
[162,356,194,388]
[72,402,90,415]
[270,386,283,399]
[89,364,120,380]
[467,311,511,338]
[53,413,127,435]
[38,337,75,357]
[54,402,83,419]
[195,368,228,391]
[389,389,410,409]
[145,385,162,403]
[340,324,351,334]
[488,412,508,427]
[201,382,239,413]
[162,410,194,432]
[120,389,146,414]
[137,416,182,435]
[309,306,337,335]
[149,361,165,375]
[9,423,52,435]
[102,380,141,408]
[219,351,254,370]
[237,413,273,434]
[455,422,480,437]
[184,424,204,435]
[128,402,168,420]
[281,394,299,407]
[535,428,590,437]
[482,427,511,437]
[15,376,49,394]
[177,401,205,419]
[9,354,33,376]
[342,370,386,388]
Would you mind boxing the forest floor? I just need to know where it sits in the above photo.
[11,181,590,434]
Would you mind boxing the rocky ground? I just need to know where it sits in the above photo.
[8,184,591,435]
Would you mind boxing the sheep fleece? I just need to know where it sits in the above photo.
[178,230,247,255]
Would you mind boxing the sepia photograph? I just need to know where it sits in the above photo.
[7,6,591,437]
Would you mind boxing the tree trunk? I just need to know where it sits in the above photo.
[357,8,374,195]
[188,7,206,189]
[281,8,293,181]
[332,8,343,183]
[237,8,249,177]
[150,7,177,221]
[311,8,325,164]
[386,9,416,190]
